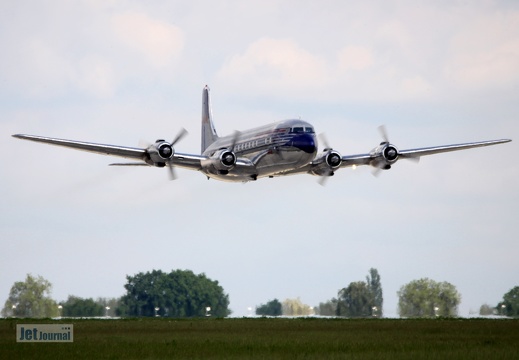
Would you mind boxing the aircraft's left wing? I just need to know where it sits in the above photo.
[283,138,511,179]
[11,134,205,170]
[340,139,512,168]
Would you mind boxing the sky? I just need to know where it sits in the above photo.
[1,0,518,317]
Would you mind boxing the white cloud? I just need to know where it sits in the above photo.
[0,3,186,100]
[2,38,73,98]
[337,46,374,72]
[72,56,116,98]
[217,38,329,93]
[112,11,184,69]
[217,33,434,102]
[445,10,519,90]
[401,75,432,96]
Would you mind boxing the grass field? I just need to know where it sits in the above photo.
[1,317,518,359]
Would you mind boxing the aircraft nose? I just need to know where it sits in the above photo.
[292,134,317,154]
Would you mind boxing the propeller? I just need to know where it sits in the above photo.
[372,167,383,177]
[317,133,340,186]
[378,125,420,163]
[372,125,419,177]
[318,175,329,186]
[220,130,241,168]
[319,133,331,151]
[230,130,241,151]
[378,125,389,144]
[171,128,189,147]
[372,125,391,177]
[167,128,188,180]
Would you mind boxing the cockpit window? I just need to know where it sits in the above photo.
[290,126,314,134]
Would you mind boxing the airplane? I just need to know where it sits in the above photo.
[12,86,511,183]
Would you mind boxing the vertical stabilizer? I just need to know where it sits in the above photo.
[201,86,219,153]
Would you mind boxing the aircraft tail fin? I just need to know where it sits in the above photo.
[201,86,219,153]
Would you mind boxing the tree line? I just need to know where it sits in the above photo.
[3,271,519,318]
[255,269,519,318]
[1,270,230,318]
[256,268,384,317]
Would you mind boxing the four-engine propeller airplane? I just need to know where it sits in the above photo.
[12,86,511,183]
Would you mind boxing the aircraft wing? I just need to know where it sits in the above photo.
[271,138,511,179]
[12,134,147,159]
[340,139,512,168]
[397,139,512,159]
[12,134,205,170]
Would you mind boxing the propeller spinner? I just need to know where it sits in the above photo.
[144,128,188,180]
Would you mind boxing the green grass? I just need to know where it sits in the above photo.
[1,317,518,359]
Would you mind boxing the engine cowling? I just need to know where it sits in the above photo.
[146,140,174,166]
[370,143,399,170]
[311,150,342,176]
[204,148,237,174]
[325,150,342,168]
[219,150,236,168]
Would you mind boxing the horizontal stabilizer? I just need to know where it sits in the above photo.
[109,163,150,166]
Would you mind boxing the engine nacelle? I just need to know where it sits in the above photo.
[204,148,237,174]
[325,150,342,168]
[146,140,174,166]
[311,150,342,176]
[219,150,237,168]
[370,143,399,170]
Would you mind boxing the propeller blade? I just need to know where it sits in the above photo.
[318,174,330,186]
[372,167,383,177]
[139,139,152,148]
[378,125,389,143]
[168,128,189,180]
[316,133,336,185]
[318,133,331,150]
[167,160,177,180]
[230,130,241,151]
[171,128,188,146]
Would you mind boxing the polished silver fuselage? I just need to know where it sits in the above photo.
[201,119,317,182]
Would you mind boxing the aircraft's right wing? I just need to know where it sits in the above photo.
[12,134,206,171]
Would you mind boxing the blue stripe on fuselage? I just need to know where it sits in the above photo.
[289,133,317,154]
[204,120,317,156]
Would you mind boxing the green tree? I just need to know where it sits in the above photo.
[497,286,519,317]
[119,269,230,317]
[60,295,104,317]
[281,298,314,316]
[315,298,338,316]
[96,297,120,317]
[337,281,372,317]
[479,303,495,316]
[1,274,58,318]
[397,278,461,318]
[366,268,383,317]
[334,268,383,318]
[256,299,282,316]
